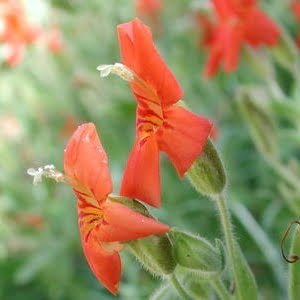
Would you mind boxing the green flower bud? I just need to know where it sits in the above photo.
[237,88,278,160]
[270,28,298,72]
[127,234,176,277]
[244,47,275,80]
[170,229,224,278]
[186,140,226,196]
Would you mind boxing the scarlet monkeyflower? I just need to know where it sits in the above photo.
[136,0,162,19]
[204,0,280,77]
[195,12,217,48]
[296,35,300,49]
[64,123,169,295]
[98,19,212,207]
[59,114,78,139]
[0,0,42,66]
[46,26,63,54]
[292,1,300,20]
[14,213,44,229]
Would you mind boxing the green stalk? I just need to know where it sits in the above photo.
[288,227,300,300]
[231,202,286,291]
[169,273,191,300]
[268,159,300,192]
[213,194,258,300]
[210,278,232,300]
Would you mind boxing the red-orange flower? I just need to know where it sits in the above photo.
[114,19,212,207]
[136,0,162,19]
[296,35,300,49]
[195,12,217,47]
[204,0,280,77]
[292,1,300,21]
[46,26,63,54]
[0,0,42,66]
[64,123,169,295]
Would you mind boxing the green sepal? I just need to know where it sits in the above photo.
[186,140,226,196]
[237,87,278,160]
[127,234,176,277]
[270,26,298,72]
[108,195,151,217]
[170,229,224,278]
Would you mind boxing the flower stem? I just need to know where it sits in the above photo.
[214,194,238,291]
[210,278,232,300]
[268,159,300,192]
[213,193,257,300]
[169,273,191,300]
[231,202,286,291]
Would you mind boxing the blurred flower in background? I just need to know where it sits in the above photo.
[136,0,163,31]
[0,0,42,66]
[45,25,63,53]
[195,11,216,48]
[203,0,280,77]
[292,0,300,20]
[0,114,23,141]
[291,0,300,48]
[136,0,162,19]
[0,0,63,66]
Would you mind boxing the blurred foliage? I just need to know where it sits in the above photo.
[1,0,300,299]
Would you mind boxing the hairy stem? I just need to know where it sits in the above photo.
[169,273,191,300]
[210,278,232,300]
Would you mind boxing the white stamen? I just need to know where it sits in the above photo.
[27,164,66,185]
[97,63,134,82]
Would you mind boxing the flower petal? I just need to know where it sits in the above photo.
[204,25,229,77]
[223,24,243,72]
[81,231,121,295]
[244,8,280,46]
[117,18,183,106]
[136,0,162,17]
[98,201,169,242]
[64,123,112,204]
[120,135,161,207]
[212,0,232,20]
[157,106,212,177]
[204,39,223,77]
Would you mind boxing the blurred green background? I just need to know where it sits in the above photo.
[1,0,300,299]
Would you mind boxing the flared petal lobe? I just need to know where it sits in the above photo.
[98,201,169,242]
[223,24,243,72]
[206,0,279,76]
[212,0,233,20]
[120,135,161,207]
[81,231,121,295]
[136,0,162,17]
[243,9,280,46]
[117,18,183,106]
[292,1,300,21]
[64,123,112,204]
[157,106,213,177]
[204,24,229,77]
